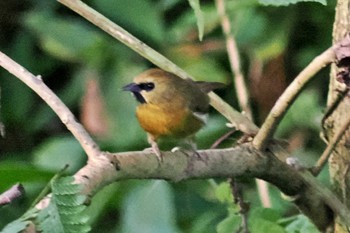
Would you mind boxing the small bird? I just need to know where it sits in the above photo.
[123,68,224,162]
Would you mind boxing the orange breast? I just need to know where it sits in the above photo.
[136,103,204,139]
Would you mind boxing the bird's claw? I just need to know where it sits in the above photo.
[171,146,202,160]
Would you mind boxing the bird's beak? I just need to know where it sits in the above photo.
[122,83,147,104]
[122,83,141,92]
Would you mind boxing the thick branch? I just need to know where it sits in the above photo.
[70,145,348,231]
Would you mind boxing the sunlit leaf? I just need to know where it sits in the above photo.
[215,182,233,204]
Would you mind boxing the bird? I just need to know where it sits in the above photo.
[123,68,224,162]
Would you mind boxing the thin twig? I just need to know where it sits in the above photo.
[215,0,252,120]
[312,114,350,176]
[0,51,101,158]
[0,87,5,138]
[252,47,336,151]
[30,165,69,208]
[0,184,24,206]
[215,0,273,208]
[229,178,250,233]
[321,87,349,133]
[210,129,236,149]
[57,0,259,135]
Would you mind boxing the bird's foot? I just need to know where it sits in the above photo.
[143,146,163,164]
[171,146,202,160]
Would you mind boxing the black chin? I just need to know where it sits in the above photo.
[133,92,146,104]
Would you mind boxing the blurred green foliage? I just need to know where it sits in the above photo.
[0,0,335,232]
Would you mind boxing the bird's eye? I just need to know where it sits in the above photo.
[138,82,155,91]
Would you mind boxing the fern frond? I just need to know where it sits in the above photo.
[37,176,90,233]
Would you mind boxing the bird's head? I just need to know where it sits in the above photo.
[123,69,178,104]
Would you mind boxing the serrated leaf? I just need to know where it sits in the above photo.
[258,0,326,6]
[1,208,39,232]
[37,176,90,233]
[188,0,205,41]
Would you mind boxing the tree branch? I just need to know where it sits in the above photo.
[1,50,350,231]
[215,0,252,120]
[0,184,24,206]
[70,145,350,231]
[313,113,350,176]
[252,47,336,151]
[0,51,101,159]
[57,0,259,135]
[215,0,271,209]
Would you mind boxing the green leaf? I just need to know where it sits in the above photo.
[32,136,85,173]
[250,208,282,222]
[250,218,286,233]
[1,207,39,233]
[215,182,233,204]
[0,162,53,190]
[277,89,322,137]
[37,176,90,233]
[284,215,320,233]
[120,181,180,233]
[249,208,285,233]
[216,214,241,233]
[24,11,103,62]
[188,0,205,41]
[258,0,326,6]
[1,219,31,233]
[190,212,219,233]
[91,0,165,43]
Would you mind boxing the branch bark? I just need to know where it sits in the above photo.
[324,0,350,231]
[0,184,24,206]
[70,146,349,231]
